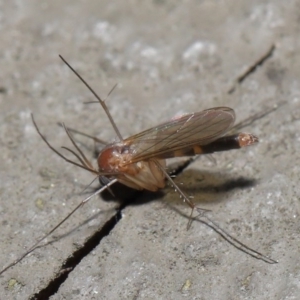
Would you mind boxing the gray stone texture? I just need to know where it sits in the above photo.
[0,1,299,299]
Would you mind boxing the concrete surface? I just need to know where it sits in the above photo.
[0,0,299,299]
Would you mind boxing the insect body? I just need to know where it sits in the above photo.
[96,107,257,195]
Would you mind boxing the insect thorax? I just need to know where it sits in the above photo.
[97,144,166,191]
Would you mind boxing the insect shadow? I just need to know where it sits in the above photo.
[175,169,257,199]
[86,158,257,206]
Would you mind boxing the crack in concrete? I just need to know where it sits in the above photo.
[30,209,122,300]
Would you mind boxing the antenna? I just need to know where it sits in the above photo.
[59,55,123,141]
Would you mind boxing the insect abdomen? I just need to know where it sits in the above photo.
[157,133,258,158]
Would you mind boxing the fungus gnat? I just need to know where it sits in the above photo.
[0,56,277,275]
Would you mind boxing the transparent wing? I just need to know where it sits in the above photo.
[125,107,235,162]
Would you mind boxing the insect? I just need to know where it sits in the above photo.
[0,56,277,275]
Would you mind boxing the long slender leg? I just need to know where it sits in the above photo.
[155,161,210,229]
[0,178,118,275]
[154,161,277,264]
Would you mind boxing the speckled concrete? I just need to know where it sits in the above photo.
[0,1,300,299]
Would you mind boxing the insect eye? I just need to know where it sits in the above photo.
[120,146,130,154]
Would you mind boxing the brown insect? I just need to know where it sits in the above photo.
[0,56,277,275]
